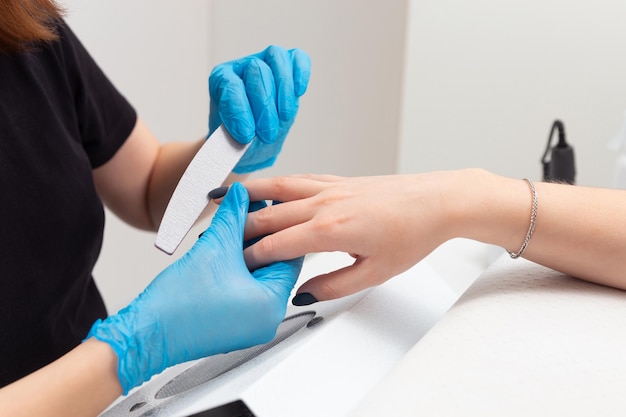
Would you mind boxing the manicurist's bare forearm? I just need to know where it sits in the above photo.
[459,170,626,290]
[93,117,249,231]
[146,139,205,229]
[93,119,204,231]
[0,339,122,417]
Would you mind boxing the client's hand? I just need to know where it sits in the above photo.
[239,173,465,305]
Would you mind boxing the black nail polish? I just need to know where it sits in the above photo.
[208,186,228,200]
[292,293,318,306]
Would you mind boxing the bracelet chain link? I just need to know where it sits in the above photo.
[507,178,538,259]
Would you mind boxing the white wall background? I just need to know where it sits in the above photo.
[62,1,408,312]
[399,0,626,186]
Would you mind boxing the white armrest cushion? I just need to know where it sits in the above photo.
[351,255,626,416]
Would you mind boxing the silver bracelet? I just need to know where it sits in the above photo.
[507,178,538,259]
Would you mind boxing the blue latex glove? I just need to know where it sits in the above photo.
[86,183,303,394]
[208,45,311,173]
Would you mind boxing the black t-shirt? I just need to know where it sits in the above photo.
[0,21,137,386]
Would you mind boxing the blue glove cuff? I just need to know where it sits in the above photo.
[85,311,164,395]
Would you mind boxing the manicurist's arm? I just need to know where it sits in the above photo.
[92,118,204,231]
[0,339,122,417]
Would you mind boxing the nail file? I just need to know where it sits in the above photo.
[155,125,250,255]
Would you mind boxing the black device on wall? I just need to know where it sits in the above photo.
[541,119,576,184]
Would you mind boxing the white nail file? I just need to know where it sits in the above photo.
[155,125,250,255]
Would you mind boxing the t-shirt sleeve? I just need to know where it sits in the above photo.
[57,21,138,168]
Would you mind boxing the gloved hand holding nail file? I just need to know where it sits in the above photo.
[155,46,311,255]
[208,45,311,173]
[88,183,303,394]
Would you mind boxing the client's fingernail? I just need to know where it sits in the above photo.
[292,293,318,306]
[208,186,228,200]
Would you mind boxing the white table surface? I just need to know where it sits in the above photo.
[350,255,626,417]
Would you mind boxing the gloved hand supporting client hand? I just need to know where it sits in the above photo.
[86,183,303,394]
